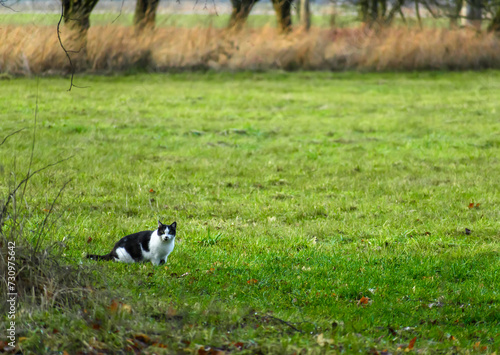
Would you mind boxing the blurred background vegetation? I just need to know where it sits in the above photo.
[0,0,500,73]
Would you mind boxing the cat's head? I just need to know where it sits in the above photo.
[158,220,176,241]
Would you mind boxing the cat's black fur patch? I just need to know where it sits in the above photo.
[113,230,153,262]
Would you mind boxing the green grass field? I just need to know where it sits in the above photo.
[0,0,472,30]
[0,12,350,28]
[0,10,447,29]
[1,72,500,353]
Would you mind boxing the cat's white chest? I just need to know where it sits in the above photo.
[143,232,175,265]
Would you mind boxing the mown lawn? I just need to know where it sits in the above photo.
[1,72,499,353]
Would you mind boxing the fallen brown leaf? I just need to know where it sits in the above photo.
[152,342,168,348]
[134,333,152,344]
[408,336,417,350]
[357,296,371,306]
[109,299,119,313]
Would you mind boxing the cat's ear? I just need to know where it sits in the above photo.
[158,220,163,229]
[170,221,177,229]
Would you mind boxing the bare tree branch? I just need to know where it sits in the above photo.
[420,0,440,19]
[34,179,72,253]
[57,2,77,92]
[21,79,39,200]
[0,0,19,12]
[385,0,405,24]
[262,314,304,333]
[112,0,126,23]
[0,156,74,232]
[0,128,25,147]
[415,0,423,29]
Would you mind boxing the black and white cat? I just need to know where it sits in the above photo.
[86,221,176,265]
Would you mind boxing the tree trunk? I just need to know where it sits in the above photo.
[299,0,311,30]
[62,0,99,34]
[228,0,257,30]
[488,6,500,32]
[61,0,99,68]
[449,0,463,28]
[134,0,160,31]
[228,0,292,32]
[462,0,482,29]
[370,0,378,22]
[360,0,386,25]
[359,0,369,23]
[272,0,293,32]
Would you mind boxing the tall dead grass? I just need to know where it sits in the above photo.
[1,24,500,74]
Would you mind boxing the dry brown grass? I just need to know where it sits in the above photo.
[1,24,500,74]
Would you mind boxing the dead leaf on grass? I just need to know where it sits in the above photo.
[152,342,168,348]
[233,342,244,350]
[357,296,371,306]
[109,299,119,313]
[108,299,132,314]
[407,336,417,350]
[134,333,152,344]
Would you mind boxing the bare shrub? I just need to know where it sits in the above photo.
[0,130,94,314]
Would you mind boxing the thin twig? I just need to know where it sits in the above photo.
[263,315,304,333]
[0,0,18,12]
[397,5,407,24]
[420,0,440,19]
[211,0,219,16]
[112,0,126,23]
[34,179,72,253]
[57,2,76,92]
[21,79,39,200]
[0,128,25,147]
[0,156,74,232]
